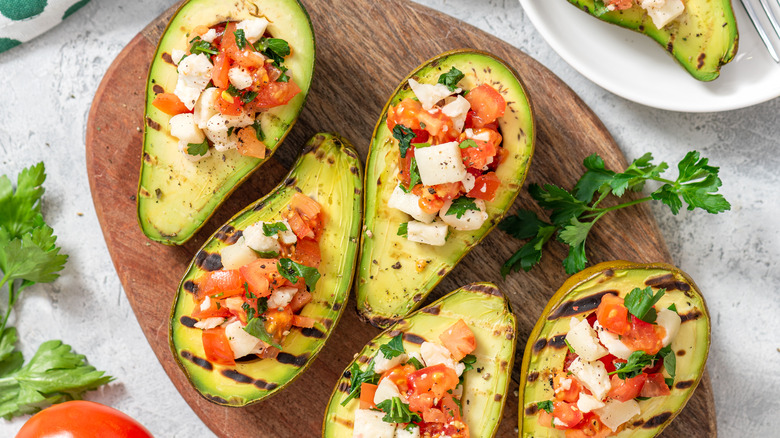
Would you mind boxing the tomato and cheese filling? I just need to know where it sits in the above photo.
[153,18,301,161]
[187,193,323,365]
[605,0,685,28]
[535,287,682,436]
[347,319,477,438]
[386,67,507,246]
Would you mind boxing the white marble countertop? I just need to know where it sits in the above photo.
[1,0,778,436]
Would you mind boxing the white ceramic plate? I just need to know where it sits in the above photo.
[520,0,780,112]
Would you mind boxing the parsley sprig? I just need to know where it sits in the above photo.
[255,37,291,82]
[375,397,422,424]
[379,333,405,359]
[624,286,665,323]
[445,196,479,218]
[438,67,464,92]
[278,258,320,291]
[262,221,288,236]
[392,124,415,159]
[500,151,730,275]
[341,361,379,406]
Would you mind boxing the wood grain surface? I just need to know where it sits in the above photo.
[85,0,717,436]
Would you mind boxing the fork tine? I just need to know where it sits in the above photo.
[758,0,780,39]
[740,0,780,62]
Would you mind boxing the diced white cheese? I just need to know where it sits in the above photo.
[268,286,298,309]
[242,222,282,253]
[568,357,611,400]
[439,198,488,231]
[194,88,219,129]
[441,95,470,132]
[225,297,244,315]
[566,317,608,361]
[420,341,465,376]
[394,424,420,438]
[594,321,633,360]
[576,392,605,413]
[461,172,475,192]
[204,113,252,151]
[408,78,455,110]
[225,320,262,359]
[171,49,186,65]
[465,128,491,142]
[352,409,396,438]
[194,316,226,330]
[640,0,685,29]
[220,236,258,270]
[200,296,211,312]
[374,377,403,405]
[169,113,205,145]
[407,219,448,247]
[553,417,567,427]
[388,185,436,223]
[593,399,641,432]
[554,378,572,394]
[656,308,681,347]
[174,53,213,110]
[277,223,298,245]
[408,351,423,366]
[237,18,270,44]
[374,352,408,373]
[200,28,218,43]
[178,140,211,161]
[414,141,468,186]
[229,66,254,90]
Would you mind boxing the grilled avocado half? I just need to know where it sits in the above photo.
[518,261,711,437]
[169,133,362,406]
[565,0,737,81]
[138,0,315,244]
[357,50,535,329]
[324,282,517,437]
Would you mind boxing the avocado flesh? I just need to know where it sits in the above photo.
[138,0,315,244]
[323,283,517,437]
[357,50,535,329]
[566,0,738,81]
[518,261,710,437]
[169,133,362,406]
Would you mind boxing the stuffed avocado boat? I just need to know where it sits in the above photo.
[324,283,516,438]
[138,0,315,244]
[169,133,361,406]
[357,49,535,328]
[565,0,737,81]
[519,261,710,437]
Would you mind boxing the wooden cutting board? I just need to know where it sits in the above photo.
[85,0,717,436]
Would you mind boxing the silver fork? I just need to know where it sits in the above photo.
[739,0,780,62]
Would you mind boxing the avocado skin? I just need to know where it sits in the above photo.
[323,283,517,437]
[567,0,738,81]
[517,261,711,438]
[356,49,535,329]
[137,0,315,245]
[169,133,362,407]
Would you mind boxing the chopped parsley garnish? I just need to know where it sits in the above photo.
[255,250,279,258]
[241,90,258,104]
[392,124,415,158]
[233,29,248,50]
[460,354,477,373]
[658,345,676,385]
[226,84,241,96]
[341,361,379,406]
[668,303,678,313]
[189,36,218,55]
[445,196,479,218]
[397,222,408,237]
[244,317,281,349]
[458,139,477,149]
[262,221,288,236]
[251,119,265,141]
[278,258,321,290]
[564,338,575,354]
[624,286,665,323]
[438,67,464,91]
[536,400,554,413]
[186,139,209,156]
[375,397,422,424]
[254,37,291,82]
[402,158,421,193]
[379,333,405,359]
[610,351,655,379]
[407,356,424,370]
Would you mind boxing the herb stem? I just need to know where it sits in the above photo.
[582,196,653,218]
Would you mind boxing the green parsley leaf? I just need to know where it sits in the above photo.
[460,354,477,373]
[255,37,290,67]
[392,124,415,158]
[668,303,678,313]
[241,302,257,321]
[610,351,655,379]
[658,345,676,383]
[241,90,258,104]
[499,210,556,276]
[262,221,288,236]
[0,162,45,239]
[529,183,588,227]
[536,400,554,413]
[244,317,282,350]
[397,222,408,237]
[624,287,665,323]
[189,37,218,55]
[407,158,421,192]
[187,139,209,156]
[233,29,247,50]
[341,361,379,406]
[592,0,609,16]
[564,338,575,354]
[226,84,241,96]
[251,120,265,141]
[437,67,465,92]
[375,397,422,424]
[255,250,279,258]
[407,356,424,370]
[445,196,479,219]
[278,258,321,290]
[404,423,419,432]
[379,333,405,359]
[458,139,477,149]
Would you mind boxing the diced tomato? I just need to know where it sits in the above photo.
[412,184,445,215]
[293,239,321,268]
[607,373,647,402]
[598,354,619,373]
[381,364,416,394]
[216,88,242,116]
[417,108,458,143]
[197,269,245,301]
[211,52,231,89]
[191,296,232,319]
[407,364,459,400]
[640,373,671,397]
[359,383,378,409]
[423,407,447,423]
[563,349,578,372]
[411,129,430,144]
[151,93,189,116]
[260,346,280,359]
[439,319,476,361]
[248,65,270,92]
[236,126,267,159]
[565,413,612,438]
[408,391,436,415]
[461,139,497,170]
[386,98,423,131]
[467,172,501,201]
[291,192,321,219]
[464,84,506,127]
[253,81,301,109]
[440,395,462,421]
[286,209,315,240]
[398,148,415,188]
[606,0,634,11]
[291,314,317,328]
[265,306,294,342]
[622,316,665,355]
[553,401,583,429]
[202,327,235,366]
[289,290,312,312]
[239,259,279,298]
[553,371,582,403]
[221,22,265,68]
[596,294,630,335]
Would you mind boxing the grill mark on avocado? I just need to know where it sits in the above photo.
[698,53,706,69]
[299,326,326,338]
[221,369,254,384]
[525,404,539,415]
[333,417,354,428]
[143,152,152,164]
[527,371,540,382]
[548,334,567,349]
[204,394,228,404]
[337,381,350,393]
[181,350,213,370]
[462,283,501,296]
[403,333,426,344]
[349,165,359,175]
[180,316,197,328]
[369,315,399,328]
[161,52,174,65]
[215,225,240,243]
[645,274,691,292]
[254,380,278,391]
[332,301,342,311]
[183,280,198,295]
[643,412,672,428]
[547,290,614,320]
[276,352,309,367]
[343,147,358,159]
[152,84,164,94]
[494,394,502,401]
[413,293,422,302]
[679,309,703,323]
[252,200,267,211]
[284,177,297,186]
[195,251,223,271]
[532,338,547,353]
[675,379,695,389]
[422,305,441,315]
[146,117,161,131]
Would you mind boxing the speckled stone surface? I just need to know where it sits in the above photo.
[0,0,777,436]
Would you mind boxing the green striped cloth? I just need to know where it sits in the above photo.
[0,0,91,53]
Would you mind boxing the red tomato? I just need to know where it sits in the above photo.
[607,373,647,402]
[423,407,447,423]
[236,126,267,159]
[553,371,582,403]
[417,108,458,143]
[622,316,664,355]
[640,373,672,397]
[216,88,242,116]
[464,84,506,127]
[553,401,584,429]
[386,98,423,130]
[239,259,278,298]
[381,364,416,394]
[538,410,556,429]
[461,139,497,169]
[16,400,153,438]
[211,52,231,89]
[408,391,436,415]
[598,354,619,373]
[440,395,462,421]
[291,192,322,218]
[359,383,377,409]
[398,148,415,188]
[151,92,189,116]
[565,413,612,438]
[202,327,236,366]
[191,296,232,319]
[253,81,301,109]
[265,306,294,342]
[289,290,312,312]
[286,209,315,240]
[596,294,630,335]
[407,364,459,400]
[413,184,446,214]
[197,269,245,301]
[292,238,321,268]
[291,314,317,328]
[221,22,265,68]
[439,319,476,361]
[467,172,500,201]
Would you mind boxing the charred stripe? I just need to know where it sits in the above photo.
[643,412,672,428]
[195,251,223,271]
[645,274,691,292]
[180,316,197,328]
[254,379,279,391]
[680,309,703,323]
[675,380,695,389]
[299,326,326,339]
[337,381,350,393]
[548,290,614,320]
[462,283,501,296]
[532,338,547,353]
[548,334,567,349]
[181,350,213,371]
[221,369,254,384]
[276,352,309,367]
[403,333,426,345]
[527,371,540,382]
[204,394,228,404]
[422,305,441,315]
[183,280,198,295]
